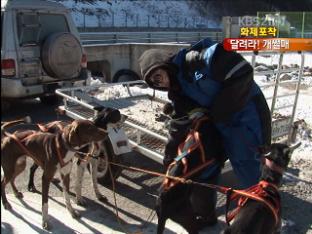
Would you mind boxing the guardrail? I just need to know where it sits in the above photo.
[80,31,224,45]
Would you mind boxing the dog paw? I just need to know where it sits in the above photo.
[42,221,50,230]
[71,210,81,219]
[28,185,39,193]
[51,178,61,184]
[97,195,108,203]
[4,202,12,210]
[15,192,24,199]
[76,198,87,207]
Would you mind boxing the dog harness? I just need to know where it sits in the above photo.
[38,121,96,163]
[55,134,72,168]
[4,131,44,168]
[225,180,280,227]
[37,121,67,133]
[163,116,216,189]
[5,130,77,169]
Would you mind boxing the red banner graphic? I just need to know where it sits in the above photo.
[223,38,312,51]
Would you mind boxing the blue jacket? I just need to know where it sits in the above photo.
[171,39,270,187]
[138,38,272,187]
[172,38,262,122]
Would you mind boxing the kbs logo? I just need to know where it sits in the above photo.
[238,16,284,27]
[238,15,286,38]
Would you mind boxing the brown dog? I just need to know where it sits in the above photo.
[1,119,108,230]
[27,120,107,206]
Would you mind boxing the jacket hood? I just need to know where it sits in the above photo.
[139,49,177,89]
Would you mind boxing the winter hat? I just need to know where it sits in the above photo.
[138,49,177,89]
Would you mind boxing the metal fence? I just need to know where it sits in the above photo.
[79,31,224,45]
[257,11,312,38]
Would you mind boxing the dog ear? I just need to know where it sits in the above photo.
[92,108,121,129]
[75,120,108,145]
[68,121,81,146]
[281,142,301,158]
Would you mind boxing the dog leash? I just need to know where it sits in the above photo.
[107,163,145,234]
[163,158,216,189]
[1,116,32,131]
[108,161,281,228]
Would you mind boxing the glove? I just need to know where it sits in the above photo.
[184,50,206,74]
[167,160,184,177]
[163,103,174,115]
[188,107,210,121]
[167,117,191,138]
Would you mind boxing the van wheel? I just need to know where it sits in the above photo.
[112,69,140,83]
[96,139,123,186]
[39,95,60,105]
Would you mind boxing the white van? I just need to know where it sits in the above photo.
[1,0,89,105]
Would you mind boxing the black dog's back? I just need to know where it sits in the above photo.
[223,143,300,234]
[224,200,277,234]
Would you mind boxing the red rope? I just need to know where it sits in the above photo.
[108,161,280,227]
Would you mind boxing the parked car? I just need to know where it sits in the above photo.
[1,0,90,107]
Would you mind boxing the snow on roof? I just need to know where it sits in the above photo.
[2,0,67,11]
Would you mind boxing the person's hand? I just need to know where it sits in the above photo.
[163,103,174,115]
[184,50,206,74]
[167,117,191,138]
[155,113,170,122]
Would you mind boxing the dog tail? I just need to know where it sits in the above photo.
[1,116,32,131]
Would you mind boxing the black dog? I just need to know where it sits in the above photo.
[156,116,225,234]
[223,142,301,234]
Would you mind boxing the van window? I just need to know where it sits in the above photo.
[17,12,69,46]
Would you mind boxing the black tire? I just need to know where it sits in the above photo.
[39,95,61,105]
[41,32,82,79]
[96,139,123,186]
[112,69,140,83]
